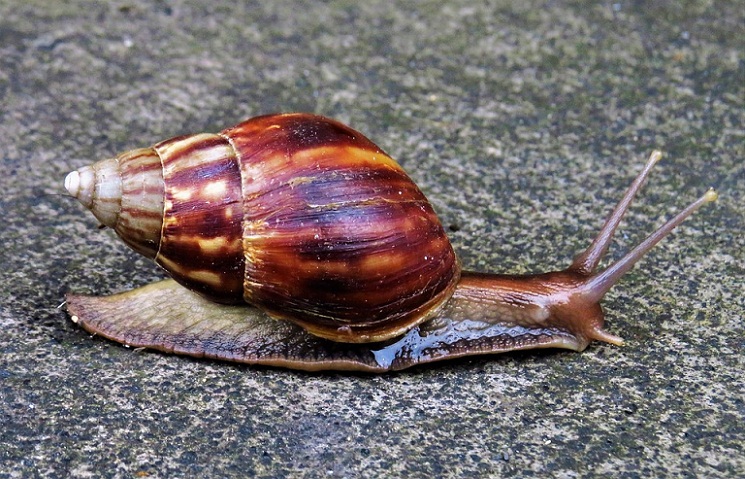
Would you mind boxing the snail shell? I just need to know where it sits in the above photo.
[65,113,716,372]
[65,114,459,343]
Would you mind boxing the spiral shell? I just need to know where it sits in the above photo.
[65,113,460,343]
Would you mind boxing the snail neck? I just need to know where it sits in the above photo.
[444,271,620,350]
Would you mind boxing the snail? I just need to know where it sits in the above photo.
[64,113,717,372]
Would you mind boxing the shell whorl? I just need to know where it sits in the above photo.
[65,148,164,259]
[67,113,460,342]
[226,114,460,342]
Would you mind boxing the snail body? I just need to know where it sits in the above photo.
[65,113,716,372]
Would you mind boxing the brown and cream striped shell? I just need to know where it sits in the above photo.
[65,113,460,343]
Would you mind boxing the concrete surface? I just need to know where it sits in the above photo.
[0,1,742,477]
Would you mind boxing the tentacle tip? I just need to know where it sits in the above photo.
[590,328,625,347]
[704,188,718,203]
[649,150,663,165]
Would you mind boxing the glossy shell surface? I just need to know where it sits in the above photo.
[77,114,460,342]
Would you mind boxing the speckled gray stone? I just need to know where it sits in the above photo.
[0,1,742,478]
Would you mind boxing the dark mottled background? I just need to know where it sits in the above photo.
[0,1,742,477]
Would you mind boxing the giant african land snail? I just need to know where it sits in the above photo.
[64,113,716,372]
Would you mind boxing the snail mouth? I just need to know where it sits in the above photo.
[547,287,624,348]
